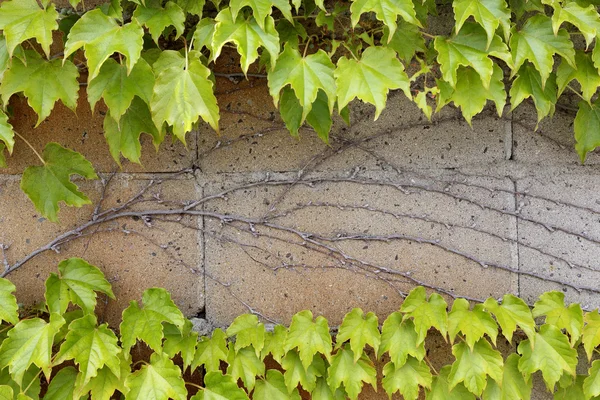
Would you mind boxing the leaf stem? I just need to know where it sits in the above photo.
[421,31,436,40]
[424,354,438,375]
[22,367,42,394]
[566,84,586,102]
[303,36,312,58]
[186,382,204,390]
[13,131,45,165]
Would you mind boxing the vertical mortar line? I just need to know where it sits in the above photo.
[194,168,207,317]
[506,105,521,296]
[513,178,520,298]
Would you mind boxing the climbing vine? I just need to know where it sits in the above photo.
[0,0,599,221]
[0,258,599,399]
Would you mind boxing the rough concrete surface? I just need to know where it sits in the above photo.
[0,58,597,398]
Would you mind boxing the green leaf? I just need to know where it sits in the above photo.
[305,90,333,143]
[151,53,219,141]
[0,366,41,399]
[0,110,14,164]
[557,51,600,103]
[383,22,426,62]
[533,291,584,345]
[269,44,336,123]
[585,360,600,399]
[335,46,410,119]
[163,320,198,371]
[427,366,476,399]
[382,358,432,400]
[0,0,58,57]
[190,372,249,400]
[43,367,78,400]
[175,0,205,16]
[99,0,123,19]
[380,314,425,366]
[311,376,346,400]
[277,19,307,49]
[133,0,186,44]
[261,325,287,363]
[192,328,229,373]
[284,310,332,370]
[510,14,575,87]
[510,63,557,124]
[517,324,577,391]
[88,57,154,123]
[44,258,114,315]
[434,23,512,89]
[226,314,266,357]
[555,374,598,400]
[0,143,6,168]
[0,50,79,126]
[551,2,600,49]
[281,351,325,393]
[583,310,600,361]
[120,287,186,353]
[336,308,380,362]
[212,9,279,75]
[483,294,536,343]
[448,339,503,396]
[576,99,600,162]
[327,344,377,400]
[104,96,163,165]
[350,0,420,39]
[226,346,265,391]
[64,9,144,80]
[0,386,11,400]
[0,278,18,325]
[400,286,448,345]
[20,143,97,223]
[125,352,187,400]
[0,313,64,385]
[54,314,121,388]
[254,370,301,400]
[193,18,216,53]
[482,353,531,400]
[230,0,292,29]
[80,354,129,400]
[448,299,498,350]
[452,0,511,47]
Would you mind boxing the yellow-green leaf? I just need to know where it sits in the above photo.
[226,346,265,391]
[254,370,301,400]
[190,372,249,400]
[336,308,380,361]
[0,279,18,326]
[382,358,432,400]
[133,0,186,44]
[124,352,187,400]
[510,63,557,124]
[192,328,229,373]
[452,0,510,47]
[284,310,332,370]
[226,313,266,357]
[533,291,584,345]
[448,299,498,350]
[448,339,503,396]
[380,314,425,366]
[482,353,531,400]
[551,2,600,49]
[426,365,475,400]
[0,0,58,57]
[401,286,448,345]
[349,0,420,39]
[327,344,377,400]
[583,310,600,362]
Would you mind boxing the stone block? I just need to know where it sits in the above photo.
[0,174,203,326]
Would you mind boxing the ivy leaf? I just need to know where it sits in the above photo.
[268,44,336,123]
[382,358,432,400]
[193,18,216,53]
[281,351,325,393]
[64,9,144,80]
[104,97,163,165]
[80,354,130,400]
[44,258,114,315]
[427,366,476,399]
[212,9,279,75]
[0,386,11,400]
[576,99,600,162]
[448,339,503,396]
[88,57,154,123]
[551,2,600,49]
[99,0,123,19]
[434,23,512,89]
[585,360,600,399]
[554,374,598,400]
[261,325,287,363]
[125,352,187,400]
[400,286,448,346]
[43,367,78,400]
[151,53,219,141]
[311,376,346,400]
[21,143,97,223]
[226,346,265,391]
[278,87,332,142]
[284,310,332,370]
[133,0,186,44]
[510,63,557,124]
[327,344,377,400]
[379,314,425,366]
[0,143,6,168]
[482,353,531,400]
[175,0,205,16]
[230,0,292,29]
[192,328,229,373]
[448,299,498,350]
[517,324,577,391]
[190,372,249,400]
[0,0,58,57]
[0,279,18,325]
[452,0,511,47]
[226,314,266,357]
[0,313,64,385]
[583,310,600,362]
[336,308,380,362]
[510,14,575,88]
[483,294,536,343]
[254,370,301,400]
[335,46,410,119]
[54,314,121,389]
[0,50,79,126]
[533,291,584,345]
[0,366,41,400]
[557,51,600,103]
[0,111,13,166]
[120,288,186,353]
[383,22,426,62]
[349,0,420,39]
[163,320,198,371]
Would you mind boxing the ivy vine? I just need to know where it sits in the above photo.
[0,0,599,221]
